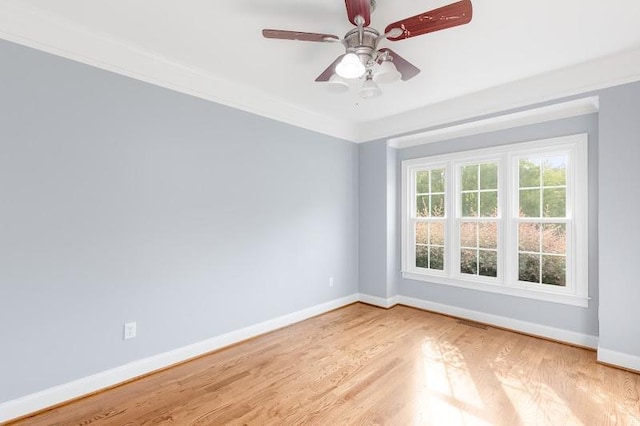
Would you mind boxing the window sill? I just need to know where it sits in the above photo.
[401,271,589,307]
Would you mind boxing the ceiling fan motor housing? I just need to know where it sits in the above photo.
[343,27,380,67]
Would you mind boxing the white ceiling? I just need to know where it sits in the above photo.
[1,0,640,142]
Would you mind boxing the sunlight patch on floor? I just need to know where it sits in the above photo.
[412,339,493,425]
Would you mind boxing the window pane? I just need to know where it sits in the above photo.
[519,253,540,283]
[416,171,429,193]
[542,255,566,286]
[519,158,540,187]
[519,189,540,217]
[416,245,428,268]
[480,191,498,217]
[480,163,498,190]
[543,188,566,217]
[462,165,478,190]
[461,249,477,275]
[543,156,567,186]
[431,169,445,193]
[430,222,445,246]
[430,194,445,217]
[416,222,428,244]
[416,195,429,217]
[479,222,497,249]
[479,250,498,277]
[518,223,540,252]
[462,192,478,217]
[460,222,477,248]
[542,223,566,254]
[430,246,444,270]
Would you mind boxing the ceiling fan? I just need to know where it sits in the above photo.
[262,0,473,98]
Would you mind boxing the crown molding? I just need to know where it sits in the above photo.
[388,96,599,149]
[0,2,358,142]
[358,48,640,142]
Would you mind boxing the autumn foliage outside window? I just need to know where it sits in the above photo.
[415,168,445,271]
[517,156,568,286]
[459,162,499,278]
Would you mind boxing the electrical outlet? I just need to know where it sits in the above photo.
[124,322,137,340]
[329,277,334,287]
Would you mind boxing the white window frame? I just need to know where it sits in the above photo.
[453,155,503,283]
[406,162,449,276]
[401,134,589,307]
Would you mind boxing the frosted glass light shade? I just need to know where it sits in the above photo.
[335,53,366,79]
[374,60,401,84]
[359,76,381,99]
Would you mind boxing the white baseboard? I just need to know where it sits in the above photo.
[597,347,640,372]
[357,293,398,308]
[395,295,599,349]
[0,294,359,424]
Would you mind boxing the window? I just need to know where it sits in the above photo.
[459,161,499,279]
[401,134,588,306]
[412,168,446,272]
[516,154,568,286]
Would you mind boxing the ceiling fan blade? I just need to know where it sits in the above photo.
[384,0,472,41]
[345,0,371,27]
[315,55,346,82]
[262,29,340,43]
[377,48,420,81]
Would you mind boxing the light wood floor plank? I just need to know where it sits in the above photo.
[7,303,640,425]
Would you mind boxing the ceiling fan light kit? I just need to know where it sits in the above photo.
[263,0,472,99]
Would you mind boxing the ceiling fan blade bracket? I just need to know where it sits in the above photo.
[376,50,391,64]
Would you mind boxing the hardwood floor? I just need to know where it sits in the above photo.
[9,303,640,425]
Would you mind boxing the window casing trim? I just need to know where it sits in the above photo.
[401,134,589,307]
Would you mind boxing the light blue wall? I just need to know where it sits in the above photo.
[598,82,640,357]
[395,114,599,336]
[386,145,399,298]
[358,140,388,298]
[358,141,398,299]
[0,39,359,402]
